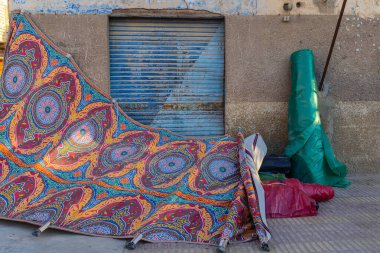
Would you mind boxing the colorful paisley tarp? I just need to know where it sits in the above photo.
[0,13,271,248]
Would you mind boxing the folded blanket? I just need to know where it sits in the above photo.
[0,13,270,250]
[263,178,334,218]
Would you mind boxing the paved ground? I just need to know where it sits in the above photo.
[1,173,379,253]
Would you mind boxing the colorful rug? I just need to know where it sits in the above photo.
[0,13,270,248]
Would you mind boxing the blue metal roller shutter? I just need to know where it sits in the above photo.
[109,18,225,136]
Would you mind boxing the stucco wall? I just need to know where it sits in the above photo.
[28,14,110,94]
[225,15,380,172]
[11,0,257,15]
[10,0,380,17]
[257,0,380,17]
[9,0,380,173]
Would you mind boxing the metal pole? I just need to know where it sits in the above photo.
[319,0,348,91]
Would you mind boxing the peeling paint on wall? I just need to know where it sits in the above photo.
[313,0,339,14]
[257,0,380,17]
[9,0,257,15]
[9,0,380,17]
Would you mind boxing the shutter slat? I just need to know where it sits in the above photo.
[110,18,225,136]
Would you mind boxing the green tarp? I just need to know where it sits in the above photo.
[284,49,350,188]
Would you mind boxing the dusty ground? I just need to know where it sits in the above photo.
[0,173,379,253]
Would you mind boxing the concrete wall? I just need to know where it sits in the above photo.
[9,0,380,17]
[10,0,380,172]
[10,0,257,15]
[28,14,110,94]
[257,0,380,17]
[225,15,380,172]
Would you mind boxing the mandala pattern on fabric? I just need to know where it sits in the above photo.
[9,67,81,155]
[92,131,158,178]
[44,104,114,171]
[0,14,270,247]
[137,142,201,189]
[138,204,214,242]
[3,58,31,98]
[15,186,92,225]
[0,172,44,216]
[0,33,47,121]
[22,82,69,140]
[190,142,240,194]
[69,196,152,236]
